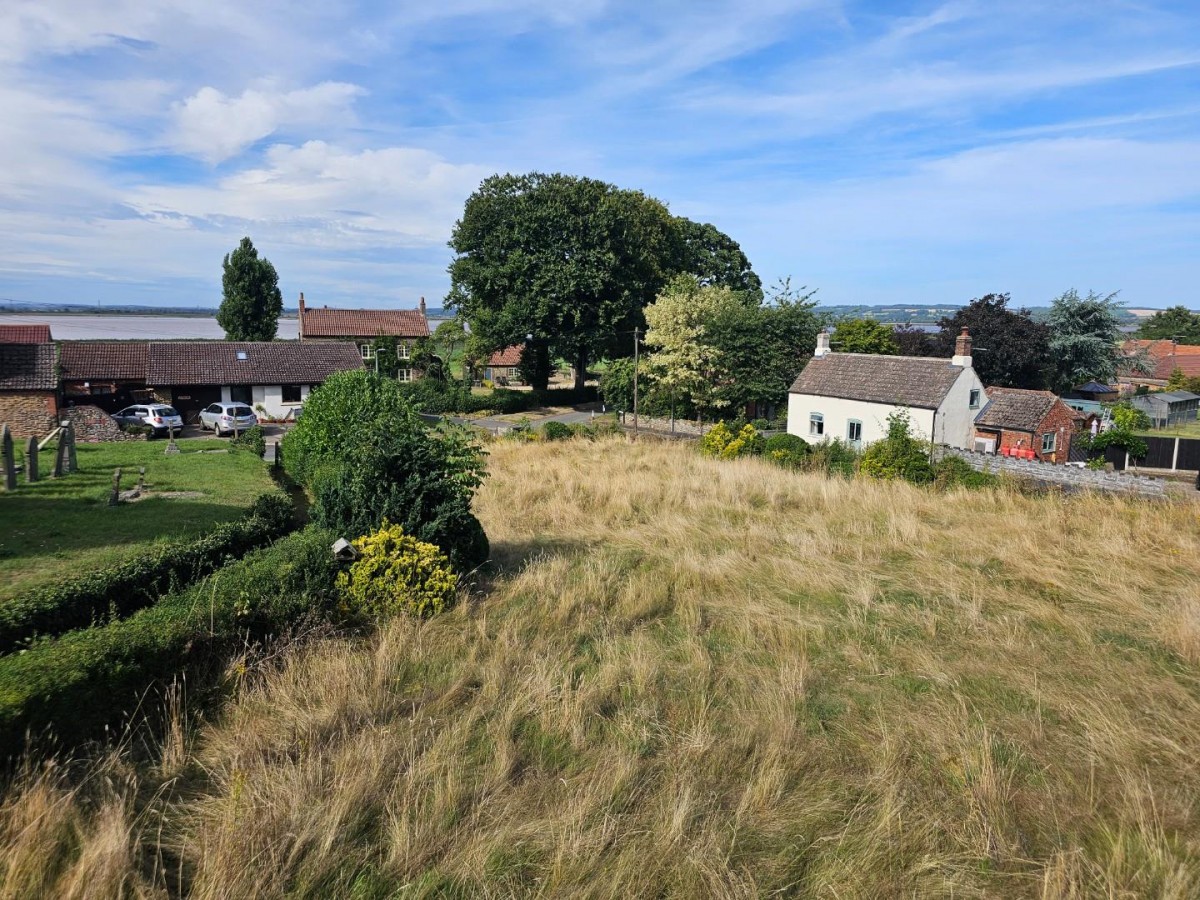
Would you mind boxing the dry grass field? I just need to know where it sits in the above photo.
[4,437,1200,898]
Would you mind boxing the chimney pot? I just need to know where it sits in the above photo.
[952,328,973,367]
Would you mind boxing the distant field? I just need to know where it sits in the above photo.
[0,438,275,599]
[5,439,1200,897]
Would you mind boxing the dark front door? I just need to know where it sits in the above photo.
[230,385,253,405]
[170,386,222,424]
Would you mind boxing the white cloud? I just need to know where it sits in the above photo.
[169,82,366,163]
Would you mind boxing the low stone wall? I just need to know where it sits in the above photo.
[618,414,707,436]
[942,447,1175,498]
[62,405,147,443]
[0,391,57,438]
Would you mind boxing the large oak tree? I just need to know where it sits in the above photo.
[447,172,759,390]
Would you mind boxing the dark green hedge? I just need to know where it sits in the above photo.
[0,491,294,655]
[0,526,340,759]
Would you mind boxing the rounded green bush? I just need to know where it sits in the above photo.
[542,421,572,441]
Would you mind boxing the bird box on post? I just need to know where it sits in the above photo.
[332,538,358,562]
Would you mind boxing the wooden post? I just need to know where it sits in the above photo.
[25,436,37,483]
[137,466,146,492]
[1,426,14,491]
[109,468,122,506]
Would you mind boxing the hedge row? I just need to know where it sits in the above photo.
[0,491,294,655]
[0,526,340,759]
[398,380,597,416]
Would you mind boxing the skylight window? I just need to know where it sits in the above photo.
[236,351,248,360]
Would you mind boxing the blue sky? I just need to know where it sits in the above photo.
[1,0,1198,310]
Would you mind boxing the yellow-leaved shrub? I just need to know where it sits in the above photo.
[335,522,459,620]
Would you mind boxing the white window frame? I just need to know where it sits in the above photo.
[969,389,981,409]
[1041,432,1056,454]
[847,419,863,445]
[809,412,824,436]
[398,343,410,359]
[360,343,375,360]
[397,368,413,383]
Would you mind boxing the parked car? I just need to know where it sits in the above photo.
[199,402,259,436]
[113,403,184,437]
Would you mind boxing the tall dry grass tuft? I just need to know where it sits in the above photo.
[4,436,1200,897]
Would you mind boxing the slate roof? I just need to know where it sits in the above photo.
[301,307,429,339]
[59,341,149,381]
[974,388,1065,432]
[146,342,364,386]
[788,353,965,409]
[0,343,56,391]
[488,345,523,367]
[0,323,52,344]
[1075,381,1117,394]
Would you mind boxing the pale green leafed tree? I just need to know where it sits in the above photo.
[642,275,744,418]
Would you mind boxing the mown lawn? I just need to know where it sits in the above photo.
[0,438,275,599]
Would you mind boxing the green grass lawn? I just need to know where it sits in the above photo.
[0,439,276,600]
[1136,417,1200,438]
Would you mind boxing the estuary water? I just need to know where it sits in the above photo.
[0,314,301,340]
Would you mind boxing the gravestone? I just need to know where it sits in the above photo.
[65,422,77,473]
[109,468,122,507]
[1,426,14,491]
[164,424,179,455]
[25,436,37,483]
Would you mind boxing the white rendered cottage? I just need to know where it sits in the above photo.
[787,329,985,450]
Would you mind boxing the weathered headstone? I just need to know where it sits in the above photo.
[164,424,179,455]
[1,426,15,491]
[65,422,77,473]
[25,436,37,483]
[137,466,146,493]
[109,468,122,507]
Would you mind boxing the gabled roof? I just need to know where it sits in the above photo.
[0,323,52,344]
[488,345,523,367]
[788,353,966,410]
[301,307,429,339]
[1075,381,1117,393]
[146,342,364,386]
[975,388,1070,432]
[0,343,56,391]
[59,341,149,381]
[1120,339,1200,380]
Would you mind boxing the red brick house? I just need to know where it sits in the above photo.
[1118,339,1200,391]
[973,388,1085,463]
[297,293,429,381]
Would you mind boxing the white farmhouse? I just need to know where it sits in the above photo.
[787,329,985,450]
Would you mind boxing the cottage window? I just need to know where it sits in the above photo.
[282,384,303,404]
[969,389,981,409]
[809,413,824,436]
[1041,432,1056,454]
[360,344,375,360]
[397,368,413,383]
[847,420,863,445]
[398,343,410,359]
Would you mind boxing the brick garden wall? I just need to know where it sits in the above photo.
[0,391,57,438]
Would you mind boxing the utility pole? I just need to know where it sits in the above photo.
[632,327,640,441]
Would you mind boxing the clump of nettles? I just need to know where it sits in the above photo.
[336,522,458,620]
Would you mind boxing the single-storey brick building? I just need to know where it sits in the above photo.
[0,341,58,437]
[59,341,152,413]
[484,346,523,385]
[973,388,1085,462]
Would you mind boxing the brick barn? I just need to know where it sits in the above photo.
[973,388,1085,463]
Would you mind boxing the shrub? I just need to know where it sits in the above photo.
[764,433,809,468]
[230,424,266,456]
[932,455,998,489]
[751,418,771,431]
[542,421,573,441]
[0,526,341,757]
[806,439,859,478]
[0,491,294,654]
[858,411,934,484]
[702,422,763,459]
[336,523,458,621]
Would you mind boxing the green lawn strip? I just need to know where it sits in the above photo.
[1134,420,1200,439]
[0,526,340,759]
[0,439,276,600]
[0,492,292,654]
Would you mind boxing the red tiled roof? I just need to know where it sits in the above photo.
[488,345,523,367]
[146,341,364,386]
[301,307,429,339]
[0,343,56,391]
[59,341,149,381]
[0,323,52,343]
[1121,339,1200,380]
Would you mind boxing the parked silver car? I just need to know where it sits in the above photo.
[199,402,258,436]
[113,403,184,436]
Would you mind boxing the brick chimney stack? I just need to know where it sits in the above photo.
[298,292,305,340]
[951,327,973,368]
[419,296,427,317]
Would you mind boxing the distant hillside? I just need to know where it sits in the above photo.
[817,302,1142,326]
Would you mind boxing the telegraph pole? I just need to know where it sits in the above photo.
[632,327,640,441]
